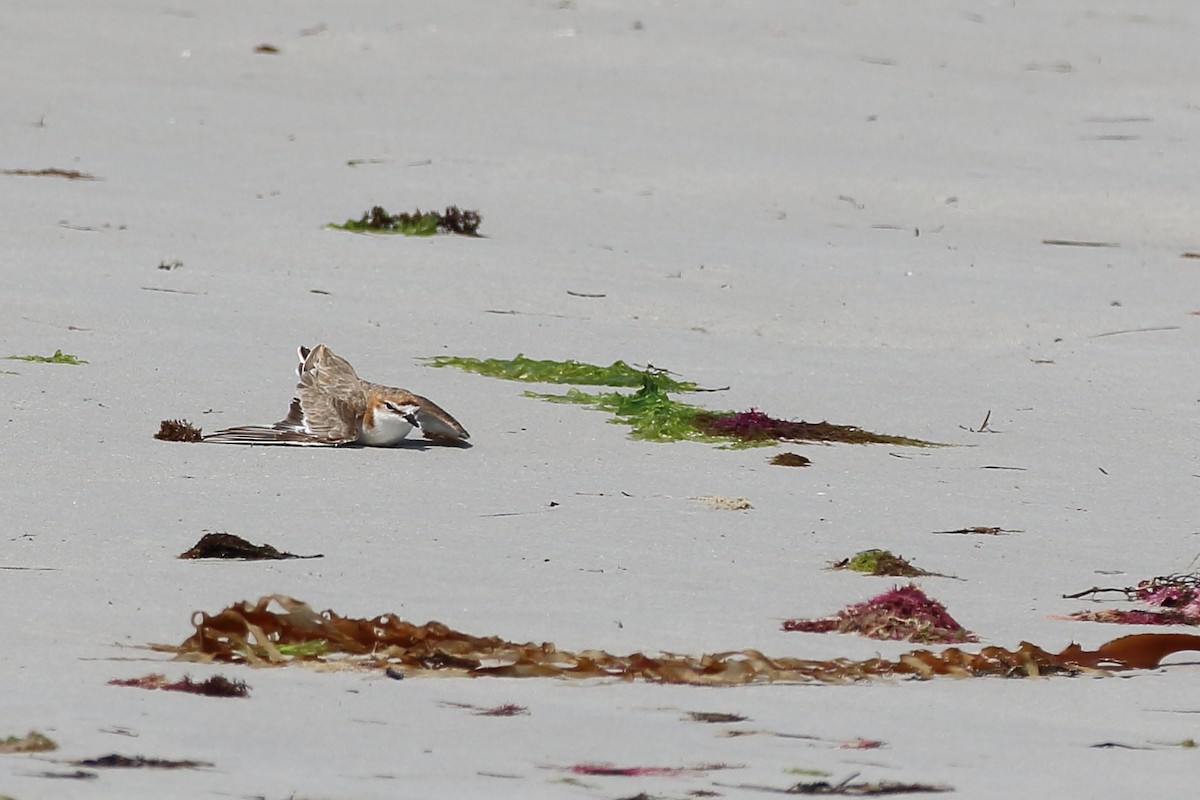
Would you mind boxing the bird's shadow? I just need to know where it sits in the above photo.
[340,438,472,451]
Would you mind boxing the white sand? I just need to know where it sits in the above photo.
[3,1,1200,797]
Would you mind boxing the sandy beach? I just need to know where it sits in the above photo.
[3,1,1200,797]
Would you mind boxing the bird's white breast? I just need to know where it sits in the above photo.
[358,409,415,446]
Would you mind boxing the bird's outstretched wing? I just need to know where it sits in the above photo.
[203,398,350,446]
[411,393,471,442]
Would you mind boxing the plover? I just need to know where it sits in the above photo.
[203,344,470,446]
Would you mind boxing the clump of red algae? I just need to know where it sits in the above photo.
[783,584,977,644]
[692,409,937,447]
[1065,574,1200,625]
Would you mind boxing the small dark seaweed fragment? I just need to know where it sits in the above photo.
[179,532,320,561]
[715,776,952,795]
[71,754,213,769]
[441,701,528,716]
[770,452,811,467]
[34,769,97,780]
[109,673,250,698]
[3,167,99,180]
[438,205,483,236]
[687,711,747,724]
[932,526,1018,535]
[155,419,202,442]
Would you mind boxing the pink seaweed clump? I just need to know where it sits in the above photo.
[1068,578,1200,626]
[782,583,977,644]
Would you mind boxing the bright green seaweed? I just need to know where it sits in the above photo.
[528,373,744,445]
[423,354,699,392]
[330,211,440,236]
[6,349,87,365]
[426,354,938,448]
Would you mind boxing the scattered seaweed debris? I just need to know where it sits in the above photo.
[932,526,1019,536]
[155,419,202,442]
[782,584,975,643]
[178,532,321,561]
[70,754,213,770]
[771,452,811,467]
[3,167,99,180]
[328,205,481,236]
[830,550,945,579]
[687,711,748,724]
[427,354,939,448]
[561,762,736,777]
[155,595,1200,684]
[716,776,952,796]
[1063,573,1200,625]
[108,673,250,698]
[0,731,57,753]
[5,349,87,365]
[422,354,701,391]
[253,43,280,54]
[440,701,529,717]
[1041,239,1119,248]
[32,769,96,780]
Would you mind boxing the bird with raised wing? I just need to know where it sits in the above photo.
[203,345,469,446]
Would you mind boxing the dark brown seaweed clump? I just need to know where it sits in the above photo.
[178,532,320,561]
[71,754,213,769]
[108,673,249,698]
[155,419,202,442]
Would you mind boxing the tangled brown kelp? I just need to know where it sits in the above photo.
[156,596,1200,684]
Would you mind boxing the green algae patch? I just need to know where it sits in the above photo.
[529,373,734,444]
[428,354,941,448]
[6,349,87,365]
[831,549,951,579]
[276,640,329,658]
[423,353,700,391]
[328,205,480,236]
